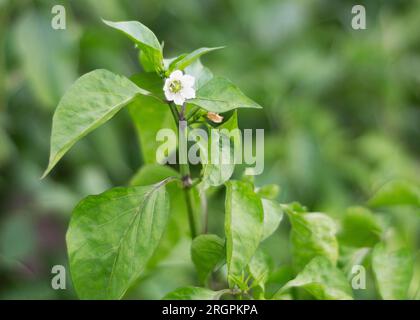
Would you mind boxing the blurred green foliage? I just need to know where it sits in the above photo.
[0,0,419,299]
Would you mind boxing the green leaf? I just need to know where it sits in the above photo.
[225,180,264,287]
[185,59,213,89]
[338,206,382,248]
[168,47,224,73]
[191,234,225,285]
[248,249,271,293]
[189,77,262,113]
[130,165,189,266]
[42,69,148,178]
[128,73,176,164]
[103,19,163,72]
[372,243,413,299]
[256,184,280,200]
[368,180,420,208]
[261,199,283,241]
[274,256,353,300]
[287,210,338,271]
[66,181,170,299]
[163,287,228,300]
[200,112,240,188]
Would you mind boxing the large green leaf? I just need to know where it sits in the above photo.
[338,207,382,248]
[191,234,225,285]
[42,69,148,178]
[372,244,413,299]
[163,286,228,300]
[67,182,170,299]
[368,180,420,208]
[200,112,240,188]
[225,180,264,287]
[168,47,224,73]
[274,256,353,300]
[189,77,262,113]
[261,199,283,241]
[287,210,338,271]
[103,19,163,72]
[130,164,189,266]
[129,73,176,164]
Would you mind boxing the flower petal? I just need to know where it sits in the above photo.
[173,94,185,106]
[170,70,183,81]
[182,74,195,87]
[182,87,196,99]
[164,90,176,101]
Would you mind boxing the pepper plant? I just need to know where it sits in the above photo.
[43,20,417,300]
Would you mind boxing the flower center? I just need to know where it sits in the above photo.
[169,80,182,93]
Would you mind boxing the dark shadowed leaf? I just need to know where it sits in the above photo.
[191,234,225,285]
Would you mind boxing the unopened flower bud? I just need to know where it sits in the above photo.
[206,112,223,123]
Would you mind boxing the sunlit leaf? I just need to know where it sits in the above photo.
[189,77,262,113]
[274,256,353,300]
[43,69,148,178]
[103,19,163,72]
[261,198,283,241]
[168,47,224,73]
[67,182,169,299]
[372,243,413,300]
[225,180,263,287]
[163,286,228,300]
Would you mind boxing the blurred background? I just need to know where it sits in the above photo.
[0,0,419,299]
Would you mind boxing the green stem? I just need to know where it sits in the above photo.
[167,102,197,239]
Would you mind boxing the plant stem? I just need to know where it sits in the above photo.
[167,102,197,239]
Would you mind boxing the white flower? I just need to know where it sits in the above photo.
[163,70,196,105]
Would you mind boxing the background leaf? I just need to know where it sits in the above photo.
[14,11,78,109]
[338,206,382,248]
[368,180,420,208]
[67,182,169,299]
[372,243,413,300]
[287,209,338,271]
